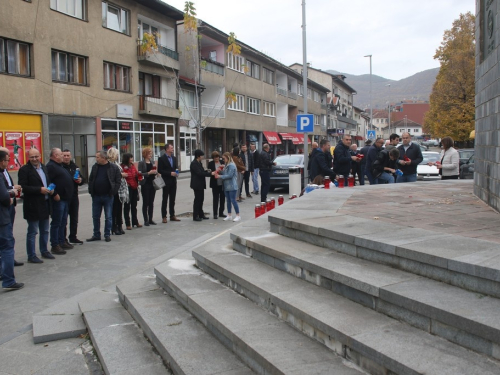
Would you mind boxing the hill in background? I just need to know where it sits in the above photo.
[326,68,439,109]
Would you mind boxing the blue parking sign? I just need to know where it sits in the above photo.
[296,114,314,133]
[367,130,376,139]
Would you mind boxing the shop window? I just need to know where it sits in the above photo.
[101,120,117,130]
[167,125,174,137]
[103,62,130,92]
[50,0,86,20]
[141,122,153,132]
[0,37,30,76]
[52,50,87,85]
[102,132,118,150]
[154,123,164,132]
[102,1,129,35]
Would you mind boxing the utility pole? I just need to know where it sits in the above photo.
[302,0,308,187]
[364,55,373,134]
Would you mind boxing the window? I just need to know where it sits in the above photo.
[228,94,244,111]
[414,129,419,133]
[263,101,275,117]
[102,1,129,35]
[50,0,85,19]
[138,72,160,98]
[0,38,30,76]
[51,50,87,84]
[307,88,312,99]
[247,97,260,115]
[298,84,303,96]
[263,67,273,84]
[103,62,130,91]
[314,114,320,125]
[313,91,320,102]
[246,60,260,79]
[227,52,244,73]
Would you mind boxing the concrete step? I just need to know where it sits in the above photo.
[83,305,170,375]
[192,244,500,375]
[229,227,500,359]
[154,257,366,375]
[267,208,500,298]
[118,287,255,375]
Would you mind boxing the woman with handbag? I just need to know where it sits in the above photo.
[121,153,142,230]
[208,151,226,219]
[232,147,245,202]
[137,147,158,226]
[216,152,241,222]
[107,147,127,235]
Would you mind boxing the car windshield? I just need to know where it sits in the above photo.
[274,155,303,165]
[420,153,441,164]
[459,150,474,160]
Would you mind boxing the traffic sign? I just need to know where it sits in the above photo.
[367,130,376,139]
[296,114,314,133]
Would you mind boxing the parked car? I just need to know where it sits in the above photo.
[459,154,474,179]
[417,151,441,180]
[396,142,428,152]
[422,139,440,147]
[458,149,474,166]
[269,154,304,191]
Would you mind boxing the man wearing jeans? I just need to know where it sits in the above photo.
[396,132,423,183]
[0,150,24,290]
[250,143,259,195]
[87,151,122,243]
[18,148,56,263]
[47,148,74,254]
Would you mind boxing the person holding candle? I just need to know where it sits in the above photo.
[208,151,226,219]
[215,152,241,222]
[121,153,142,230]
[427,136,459,180]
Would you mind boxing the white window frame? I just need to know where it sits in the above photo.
[414,129,419,133]
[1,38,30,76]
[102,1,129,35]
[298,84,303,96]
[247,97,260,115]
[246,60,260,79]
[228,94,244,112]
[307,88,312,99]
[227,52,245,73]
[263,101,275,117]
[263,67,273,85]
[313,91,320,102]
[52,50,87,85]
[50,0,85,20]
[314,114,320,125]
[103,61,130,92]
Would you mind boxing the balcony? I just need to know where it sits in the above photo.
[139,96,180,118]
[180,106,199,121]
[288,91,297,100]
[201,58,225,76]
[137,41,180,71]
[277,117,287,126]
[277,87,287,97]
[202,104,225,119]
[337,115,358,127]
[321,104,327,110]
[288,120,296,128]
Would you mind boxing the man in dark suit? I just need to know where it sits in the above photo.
[157,143,180,223]
[0,147,23,267]
[18,148,58,263]
[239,144,254,198]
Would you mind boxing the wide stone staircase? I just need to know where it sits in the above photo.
[85,189,500,374]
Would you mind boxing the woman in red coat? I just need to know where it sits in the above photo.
[121,153,142,230]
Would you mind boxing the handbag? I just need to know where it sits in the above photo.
[118,178,129,203]
[217,177,223,186]
[153,175,165,190]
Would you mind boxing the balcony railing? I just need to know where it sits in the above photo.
[137,41,179,61]
[288,120,296,127]
[202,104,225,118]
[201,58,225,76]
[140,96,177,109]
[321,104,327,110]
[288,91,297,100]
[180,106,199,120]
[277,117,287,126]
[277,87,287,97]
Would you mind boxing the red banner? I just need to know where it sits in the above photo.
[5,132,24,170]
[24,132,42,163]
[0,132,4,148]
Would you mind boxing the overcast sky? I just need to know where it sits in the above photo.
[164,0,475,81]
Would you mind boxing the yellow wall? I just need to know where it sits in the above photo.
[0,113,42,132]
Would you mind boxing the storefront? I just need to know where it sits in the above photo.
[101,119,175,165]
[179,126,196,170]
[0,113,43,172]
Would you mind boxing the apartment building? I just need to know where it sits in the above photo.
[0,0,184,177]
[289,64,358,145]
[353,106,370,145]
[177,21,329,156]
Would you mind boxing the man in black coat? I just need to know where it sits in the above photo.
[47,148,74,254]
[258,144,275,203]
[357,139,372,185]
[239,144,254,198]
[190,150,215,221]
[62,149,84,245]
[87,150,122,242]
[310,139,336,182]
[250,143,259,195]
[18,148,57,263]
[396,132,423,183]
[157,143,180,223]
[365,138,385,185]
[334,135,360,185]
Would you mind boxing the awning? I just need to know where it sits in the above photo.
[292,133,311,145]
[263,131,281,145]
[354,136,363,140]
[279,132,294,140]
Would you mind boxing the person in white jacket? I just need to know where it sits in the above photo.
[428,136,459,179]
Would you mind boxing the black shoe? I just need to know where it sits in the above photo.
[144,222,150,226]
[51,245,66,255]
[86,236,101,242]
[219,213,227,218]
[214,215,218,219]
[60,241,74,250]
[41,252,55,260]
[14,260,24,266]
[252,191,259,195]
[246,194,252,198]
[149,221,157,225]
[3,282,24,291]
[29,256,44,263]
[202,216,209,220]
[69,238,84,245]
[119,226,125,234]
[193,217,202,222]
[105,236,111,242]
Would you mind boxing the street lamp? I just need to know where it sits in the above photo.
[386,83,391,136]
[364,55,372,134]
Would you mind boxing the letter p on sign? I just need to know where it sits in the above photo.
[296,114,314,133]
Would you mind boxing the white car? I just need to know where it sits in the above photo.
[417,152,441,180]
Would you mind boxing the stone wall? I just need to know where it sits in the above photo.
[475,0,500,212]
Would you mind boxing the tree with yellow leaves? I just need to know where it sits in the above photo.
[424,12,475,141]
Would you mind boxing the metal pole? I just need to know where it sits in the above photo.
[364,55,372,133]
[302,0,308,187]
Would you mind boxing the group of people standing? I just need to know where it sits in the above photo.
[309,132,461,185]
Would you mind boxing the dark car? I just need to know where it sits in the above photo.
[459,154,474,179]
[269,154,304,191]
[458,149,474,166]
